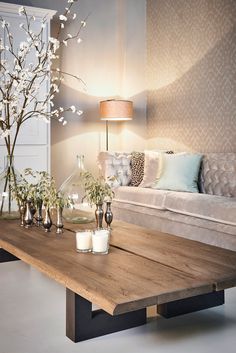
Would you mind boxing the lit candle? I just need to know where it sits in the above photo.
[92,229,110,254]
[76,230,92,253]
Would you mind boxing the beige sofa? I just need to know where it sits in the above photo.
[98,152,236,251]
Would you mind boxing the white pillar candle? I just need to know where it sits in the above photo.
[92,229,110,254]
[76,230,92,253]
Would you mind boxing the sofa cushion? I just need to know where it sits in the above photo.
[113,186,168,210]
[139,151,162,188]
[165,191,236,226]
[130,152,145,186]
[153,153,203,193]
[199,153,236,197]
[97,152,131,186]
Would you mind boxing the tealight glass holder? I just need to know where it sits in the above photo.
[92,229,110,255]
[76,230,92,253]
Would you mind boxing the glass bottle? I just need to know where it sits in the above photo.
[59,155,94,224]
[0,155,21,219]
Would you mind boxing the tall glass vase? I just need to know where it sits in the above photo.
[0,155,21,220]
[59,155,94,224]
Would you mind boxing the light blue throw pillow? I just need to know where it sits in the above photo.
[153,153,203,193]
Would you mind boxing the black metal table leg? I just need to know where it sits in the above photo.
[157,291,225,318]
[0,248,20,263]
[66,288,147,342]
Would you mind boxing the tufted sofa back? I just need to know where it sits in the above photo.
[199,153,236,197]
[98,152,236,197]
[97,151,132,186]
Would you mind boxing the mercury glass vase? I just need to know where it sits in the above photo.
[35,199,43,227]
[43,207,52,233]
[24,201,33,228]
[19,202,26,227]
[59,155,94,224]
[95,203,104,229]
[56,206,64,234]
[105,201,113,229]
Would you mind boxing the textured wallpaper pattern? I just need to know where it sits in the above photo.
[147,0,236,152]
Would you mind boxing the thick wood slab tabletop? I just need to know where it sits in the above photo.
[109,222,236,292]
[0,220,236,315]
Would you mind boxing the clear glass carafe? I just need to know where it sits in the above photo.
[0,155,21,219]
[59,155,94,224]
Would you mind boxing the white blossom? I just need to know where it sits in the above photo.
[63,40,68,46]
[63,120,67,126]
[77,110,83,116]
[70,105,76,113]
[59,116,64,122]
[77,38,82,44]
[20,41,29,50]
[81,20,86,27]
[60,23,65,29]
[68,0,74,3]
[72,13,77,20]
[67,34,72,38]
[18,6,25,15]
[49,37,60,52]
[59,15,67,22]
[0,129,10,139]
[41,23,46,28]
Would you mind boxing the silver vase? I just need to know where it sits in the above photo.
[105,201,113,229]
[24,201,33,228]
[30,201,36,218]
[56,206,64,234]
[43,207,52,233]
[19,202,26,227]
[95,203,104,229]
[35,199,43,227]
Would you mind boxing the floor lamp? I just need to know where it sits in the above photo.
[100,99,133,151]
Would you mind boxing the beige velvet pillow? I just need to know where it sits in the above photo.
[139,151,162,188]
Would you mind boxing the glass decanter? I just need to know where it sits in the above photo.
[59,155,94,224]
[0,155,21,219]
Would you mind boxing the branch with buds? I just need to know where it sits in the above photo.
[0,0,87,215]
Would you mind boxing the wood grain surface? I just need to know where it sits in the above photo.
[0,220,236,315]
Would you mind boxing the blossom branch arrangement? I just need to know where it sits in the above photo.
[0,0,87,216]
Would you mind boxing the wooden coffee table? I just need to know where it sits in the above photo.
[0,220,236,342]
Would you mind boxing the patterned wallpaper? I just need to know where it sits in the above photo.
[147,0,236,152]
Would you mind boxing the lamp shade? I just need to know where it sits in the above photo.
[100,100,133,121]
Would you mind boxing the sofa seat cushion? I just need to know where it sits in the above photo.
[112,202,236,250]
[113,186,168,210]
[165,192,236,226]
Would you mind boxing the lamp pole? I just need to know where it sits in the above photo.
[106,120,109,151]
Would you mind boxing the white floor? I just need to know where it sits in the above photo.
[0,261,236,353]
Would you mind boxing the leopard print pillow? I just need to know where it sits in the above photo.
[130,152,145,186]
